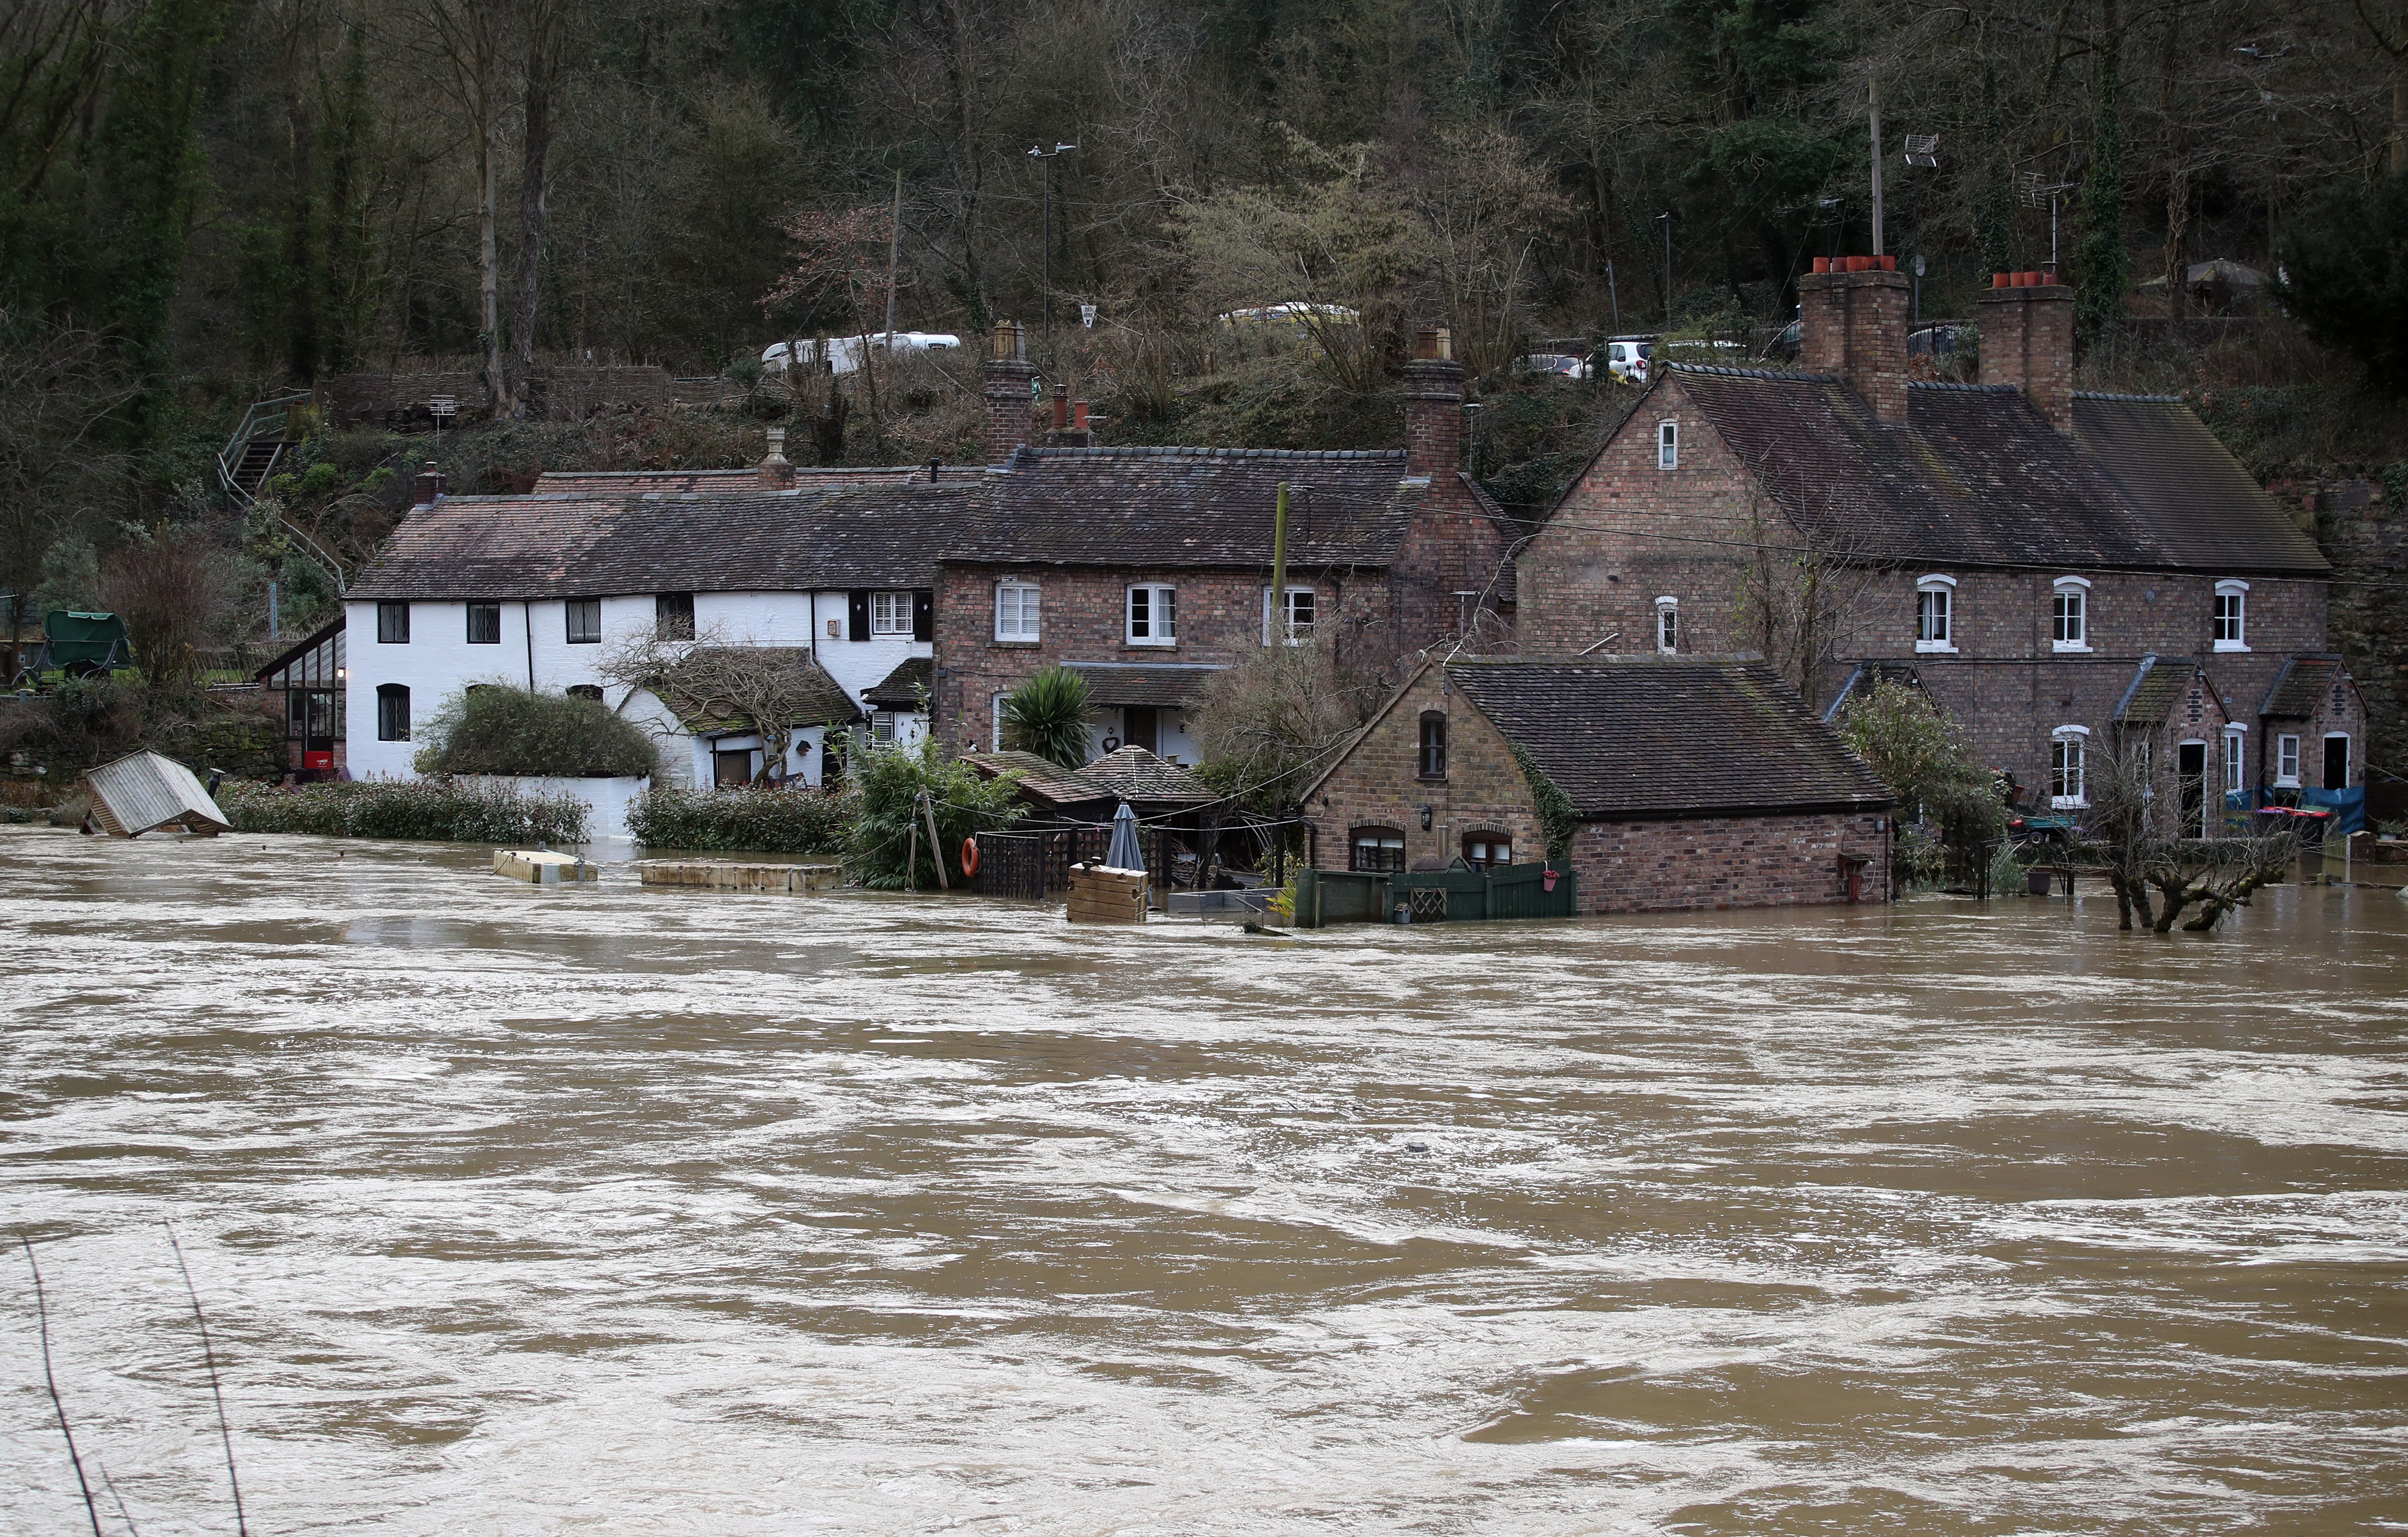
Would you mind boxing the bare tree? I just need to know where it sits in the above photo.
[1191,629,1384,810]
[2083,731,2298,932]
[426,0,509,412]
[596,624,841,786]
[1729,493,1882,710]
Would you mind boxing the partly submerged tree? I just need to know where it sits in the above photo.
[2081,732,2296,932]
[1000,664,1093,768]
[1190,631,1379,813]
[1835,678,2004,883]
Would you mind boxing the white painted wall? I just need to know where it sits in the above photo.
[346,589,932,782]
[457,774,649,840]
[1086,708,1199,767]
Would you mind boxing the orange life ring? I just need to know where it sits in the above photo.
[960,836,980,876]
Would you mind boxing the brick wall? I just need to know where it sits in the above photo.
[1977,284,2076,431]
[1800,269,1908,422]
[1306,666,1890,912]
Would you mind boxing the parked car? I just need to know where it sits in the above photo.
[1598,337,1654,383]
[1514,352,1591,380]
[761,331,962,378]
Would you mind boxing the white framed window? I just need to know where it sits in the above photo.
[1916,574,1957,653]
[2323,732,2350,789]
[1262,585,1316,645]
[1655,596,1679,654]
[2214,579,2249,652]
[1656,419,1679,469]
[995,581,1041,641]
[2050,725,2089,808]
[2051,576,2090,652]
[870,591,912,635]
[2224,725,2247,797]
[2276,733,2301,787]
[1126,583,1178,646]
[872,712,896,744]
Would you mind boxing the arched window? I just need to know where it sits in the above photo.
[2052,576,2091,652]
[1654,596,1679,654]
[1418,711,1448,780]
[376,683,411,742]
[1656,419,1679,469]
[2214,579,2249,652]
[1461,830,1513,870]
[1350,826,1407,873]
[1916,574,1957,653]
[2050,724,2090,808]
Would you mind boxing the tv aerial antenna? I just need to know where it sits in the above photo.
[1903,134,1940,169]
[2019,172,2080,273]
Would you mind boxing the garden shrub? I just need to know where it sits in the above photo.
[217,779,589,843]
[413,685,659,778]
[626,784,859,853]
[842,729,1026,889]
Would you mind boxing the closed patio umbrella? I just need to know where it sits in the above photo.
[1105,800,1144,871]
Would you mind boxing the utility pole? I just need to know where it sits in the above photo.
[1657,212,1673,328]
[1607,257,1620,332]
[1270,482,1290,642]
[883,165,902,342]
[1028,142,1077,343]
[1869,74,1886,258]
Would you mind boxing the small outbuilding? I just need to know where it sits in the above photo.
[1303,658,1897,914]
[82,750,232,838]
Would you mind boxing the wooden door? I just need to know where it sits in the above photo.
[2177,741,2207,838]
[1122,706,1158,754]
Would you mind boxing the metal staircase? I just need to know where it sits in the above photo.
[218,390,348,596]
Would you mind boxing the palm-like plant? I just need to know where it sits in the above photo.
[1002,665,1093,768]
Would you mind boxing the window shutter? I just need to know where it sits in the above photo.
[848,590,870,641]
[912,589,933,641]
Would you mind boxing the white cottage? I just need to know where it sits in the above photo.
[343,461,983,783]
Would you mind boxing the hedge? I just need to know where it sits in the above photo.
[413,685,659,778]
[625,785,857,853]
[217,779,590,843]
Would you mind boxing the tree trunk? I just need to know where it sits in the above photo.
[511,4,563,419]
[2160,0,2188,322]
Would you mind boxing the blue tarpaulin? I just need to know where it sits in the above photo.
[2298,784,2366,836]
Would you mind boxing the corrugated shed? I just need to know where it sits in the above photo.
[1448,660,1895,820]
[83,751,230,837]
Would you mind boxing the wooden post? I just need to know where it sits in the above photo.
[906,816,917,893]
[1270,482,1289,642]
[920,789,949,890]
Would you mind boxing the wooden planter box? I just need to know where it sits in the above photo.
[1066,864,1147,924]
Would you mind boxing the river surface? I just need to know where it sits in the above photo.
[4,826,2407,1535]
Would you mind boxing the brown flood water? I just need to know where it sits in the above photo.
[3,825,2407,1534]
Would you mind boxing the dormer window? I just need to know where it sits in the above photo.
[1656,420,1679,469]
[2214,579,2249,652]
[2051,577,2090,652]
[1916,575,1957,653]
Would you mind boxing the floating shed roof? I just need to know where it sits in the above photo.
[82,750,230,838]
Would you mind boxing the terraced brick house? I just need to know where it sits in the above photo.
[1516,265,2368,829]
[930,324,1520,764]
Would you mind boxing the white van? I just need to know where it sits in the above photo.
[762,331,962,377]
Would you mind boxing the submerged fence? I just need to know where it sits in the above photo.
[1293,862,1579,928]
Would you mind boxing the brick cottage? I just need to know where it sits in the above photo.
[1514,263,2369,829]
[929,323,1520,764]
[1303,658,1896,913]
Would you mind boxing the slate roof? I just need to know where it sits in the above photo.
[350,482,987,600]
[1063,660,1223,708]
[531,466,925,496]
[942,446,1432,568]
[1446,659,1895,819]
[1654,367,2325,576]
[2258,654,2347,718]
[863,656,933,709]
[2112,654,2215,726]
[646,648,859,734]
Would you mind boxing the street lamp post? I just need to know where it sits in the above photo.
[1028,142,1077,343]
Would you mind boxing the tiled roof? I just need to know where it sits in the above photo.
[1447,659,1895,819]
[2258,654,2346,718]
[963,745,1216,808]
[1655,371,2326,575]
[1070,745,1215,804]
[943,446,1423,568]
[2113,655,2198,726]
[647,648,859,734]
[350,482,987,600]
[863,656,933,708]
[1818,660,1922,722]
[1063,661,1223,708]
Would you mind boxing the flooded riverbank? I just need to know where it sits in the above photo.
[5,825,2407,1533]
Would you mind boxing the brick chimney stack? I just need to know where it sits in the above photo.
[757,425,796,488]
[412,462,446,506]
[983,320,1038,466]
[1798,258,1909,423]
[1977,273,2076,432]
[1403,325,1464,477]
